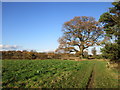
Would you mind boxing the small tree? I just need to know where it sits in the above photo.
[101,43,119,61]
[83,50,89,58]
[92,47,97,56]
[56,16,104,58]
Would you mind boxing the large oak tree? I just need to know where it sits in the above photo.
[56,16,104,58]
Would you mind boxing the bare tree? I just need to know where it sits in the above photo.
[56,16,104,58]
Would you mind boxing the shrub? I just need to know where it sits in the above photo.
[101,43,119,61]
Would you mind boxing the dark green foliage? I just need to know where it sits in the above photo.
[101,43,119,61]
[99,1,120,61]
[99,2,120,39]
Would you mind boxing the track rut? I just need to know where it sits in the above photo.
[86,63,95,88]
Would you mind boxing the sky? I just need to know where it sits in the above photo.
[2,2,113,54]
[2,0,115,2]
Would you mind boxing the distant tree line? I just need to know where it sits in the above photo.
[1,50,103,60]
[1,50,62,60]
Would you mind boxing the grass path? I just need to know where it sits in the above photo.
[93,60,118,88]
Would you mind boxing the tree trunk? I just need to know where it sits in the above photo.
[80,45,84,58]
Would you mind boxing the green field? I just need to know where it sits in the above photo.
[2,59,118,88]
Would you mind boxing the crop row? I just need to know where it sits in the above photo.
[2,59,94,88]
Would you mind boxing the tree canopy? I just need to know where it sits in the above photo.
[56,16,104,58]
[99,1,120,42]
[101,43,119,60]
[99,1,120,61]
